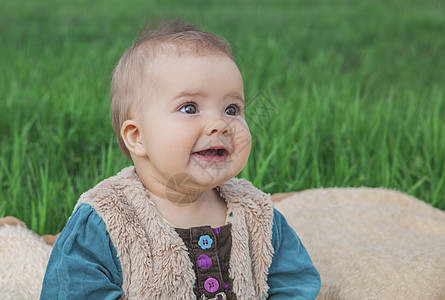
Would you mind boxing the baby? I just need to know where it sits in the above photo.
[40,20,321,299]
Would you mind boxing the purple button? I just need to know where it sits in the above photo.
[204,277,219,293]
[197,254,212,270]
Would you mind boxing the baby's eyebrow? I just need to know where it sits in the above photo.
[174,91,206,99]
[225,92,245,102]
[172,91,244,103]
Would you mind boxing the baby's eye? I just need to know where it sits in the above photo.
[224,104,239,116]
[179,103,198,114]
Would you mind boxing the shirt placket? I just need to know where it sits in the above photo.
[189,226,224,298]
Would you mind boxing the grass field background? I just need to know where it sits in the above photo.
[1,0,444,234]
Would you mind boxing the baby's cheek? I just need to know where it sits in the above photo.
[235,119,251,146]
[233,124,252,162]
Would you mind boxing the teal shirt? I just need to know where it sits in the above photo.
[41,204,320,299]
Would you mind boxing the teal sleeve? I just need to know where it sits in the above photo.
[267,208,321,299]
[40,203,123,299]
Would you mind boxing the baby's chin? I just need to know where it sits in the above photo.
[194,175,230,191]
[192,167,240,190]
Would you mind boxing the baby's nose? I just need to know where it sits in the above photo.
[205,117,230,136]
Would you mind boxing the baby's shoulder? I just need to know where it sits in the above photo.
[62,203,108,242]
[76,166,140,205]
[219,177,273,208]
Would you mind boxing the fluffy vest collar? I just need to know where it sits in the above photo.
[76,167,274,300]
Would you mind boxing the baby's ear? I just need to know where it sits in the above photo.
[121,120,147,157]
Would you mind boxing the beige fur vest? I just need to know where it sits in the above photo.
[76,167,275,299]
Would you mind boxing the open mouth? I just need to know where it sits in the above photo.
[192,147,229,163]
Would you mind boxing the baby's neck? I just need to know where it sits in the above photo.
[149,188,228,229]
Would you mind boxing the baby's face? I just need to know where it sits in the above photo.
[134,53,251,190]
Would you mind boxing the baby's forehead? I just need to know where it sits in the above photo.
[136,45,237,85]
[134,49,243,103]
[127,42,241,101]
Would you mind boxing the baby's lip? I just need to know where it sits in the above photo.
[193,146,229,155]
[192,146,229,163]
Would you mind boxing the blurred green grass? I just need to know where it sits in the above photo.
[1,0,444,234]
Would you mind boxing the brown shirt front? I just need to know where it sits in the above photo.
[175,224,236,299]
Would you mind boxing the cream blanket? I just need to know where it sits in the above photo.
[274,187,445,300]
[0,223,52,299]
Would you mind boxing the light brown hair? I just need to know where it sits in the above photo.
[111,20,234,159]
